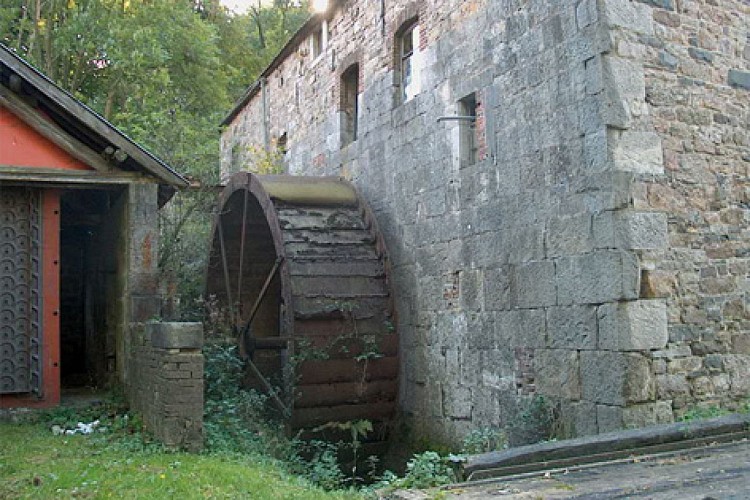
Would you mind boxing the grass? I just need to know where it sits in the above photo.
[0,422,359,499]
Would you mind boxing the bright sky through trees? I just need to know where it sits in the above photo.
[220,0,282,13]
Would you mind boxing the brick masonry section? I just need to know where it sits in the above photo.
[618,0,750,420]
[221,0,748,445]
[130,322,204,451]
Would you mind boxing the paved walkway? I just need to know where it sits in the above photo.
[444,440,750,499]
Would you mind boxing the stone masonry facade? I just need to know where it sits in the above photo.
[129,322,204,450]
[220,0,749,445]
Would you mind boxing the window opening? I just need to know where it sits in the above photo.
[340,64,359,147]
[458,93,478,166]
[277,132,288,156]
[311,20,327,60]
[399,21,420,103]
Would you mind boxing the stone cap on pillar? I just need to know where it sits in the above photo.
[147,322,204,349]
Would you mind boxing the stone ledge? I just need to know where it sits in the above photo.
[463,413,750,480]
[147,322,204,349]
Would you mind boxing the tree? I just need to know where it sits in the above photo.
[1,0,310,317]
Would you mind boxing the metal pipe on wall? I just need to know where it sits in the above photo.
[261,77,270,152]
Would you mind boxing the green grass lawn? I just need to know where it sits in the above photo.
[0,422,359,499]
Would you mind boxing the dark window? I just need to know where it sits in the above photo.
[277,132,288,156]
[459,93,478,166]
[340,64,359,147]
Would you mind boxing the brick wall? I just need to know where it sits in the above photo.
[221,0,748,444]
[607,0,749,417]
[130,322,204,451]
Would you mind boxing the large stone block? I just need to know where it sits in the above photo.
[581,351,654,405]
[148,322,204,349]
[610,130,664,175]
[535,349,581,400]
[596,404,623,433]
[602,56,646,128]
[560,400,598,437]
[442,384,473,420]
[459,269,484,311]
[546,214,595,257]
[556,250,640,305]
[495,309,546,348]
[594,210,668,250]
[598,300,668,351]
[512,261,557,309]
[484,265,512,311]
[622,401,674,429]
[547,305,598,349]
[602,0,654,35]
[576,0,599,29]
[728,69,750,90]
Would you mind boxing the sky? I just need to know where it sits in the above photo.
[221,0,324,14]
[220,0,270,14]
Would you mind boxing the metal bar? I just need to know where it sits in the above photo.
[246,356,291,418]
[216,215,236,327]
[436,115,477,123]
[239,255,284,344]
[236,189,249,313]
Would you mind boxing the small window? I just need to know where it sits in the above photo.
[340,64,359,147]
[398,21,420,103]
[459,93,478,166]
[277,132,288,156]
[311,20,328,60]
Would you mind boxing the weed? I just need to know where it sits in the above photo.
[371,451,458,491]
[203,342,288,457]
[245,144,285,175]
[460,427,507,455]
[289,440,346,491]
[313,420,373,485]
[679,405,730,422]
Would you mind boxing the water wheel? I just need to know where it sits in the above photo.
[206,172,398,446]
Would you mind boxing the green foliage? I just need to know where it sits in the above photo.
[202,341,355,491]
[242,144,286,174]
[402,451,458,488]
[513,394,561,442]
[679,405,731,422]
[376,451,459,490]
[289,440,346,491]
[460,427,507,455]
[0,422,356,499]
[203,342,289,456]
[677,399,750,423]
[0,0,311,315]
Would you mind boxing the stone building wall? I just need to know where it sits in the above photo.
[607,1,749,416]
[220,0,748,445]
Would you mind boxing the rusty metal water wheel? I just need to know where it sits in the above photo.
[206,172,398,450]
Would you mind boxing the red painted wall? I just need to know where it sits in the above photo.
[0,105,92,171]
[1,102,82,408]
[1,190,61,408]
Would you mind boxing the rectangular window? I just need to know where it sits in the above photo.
[459,93,478,166]
[311,20,328,60]
[400,23,419,103]
[340,64,359,147]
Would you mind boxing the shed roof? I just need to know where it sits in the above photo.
[0,43,189,189]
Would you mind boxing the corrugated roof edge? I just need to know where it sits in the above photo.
[220,3,341,128]
[0,43,189,188]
